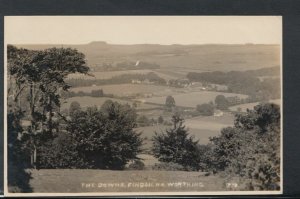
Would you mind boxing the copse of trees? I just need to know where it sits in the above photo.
[66,101,143,169]
[62,89,105,98]
[206,103,280,190]
[186,67,280,100]
[196,103,214,116]
[152,114,201,171]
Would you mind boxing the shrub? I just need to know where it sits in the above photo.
[37,132,88,169]
[127,160,145,170]
[67,101,143,169]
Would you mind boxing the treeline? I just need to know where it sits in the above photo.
[187,67,280,100]
[61,89,115,98]
[95,61,160,71]
[67,72,166,87]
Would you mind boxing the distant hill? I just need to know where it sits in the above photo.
[14,42,280,72]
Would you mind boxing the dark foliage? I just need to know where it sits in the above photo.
[7,109,32,192]
[207,103,280,190]
[67,101,143,169]
[196,103,214,116]
[152,115,200,171]
[215,95,229,110]
[37,132,88,169]
[165,95,176,110]
[187,67,280,100]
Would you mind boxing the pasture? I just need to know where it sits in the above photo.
[138,91,248,108]
[28,169,227,193]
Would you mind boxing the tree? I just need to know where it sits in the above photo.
[69,101,81,117]
[7,45,90,168]
[196,103,214,116]
[152,114,200,170]
[215,95,229,110]
[158,116,164,124]
[67,102,143,169]
[165,95,176,110]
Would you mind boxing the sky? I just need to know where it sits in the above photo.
[5,16,282,45]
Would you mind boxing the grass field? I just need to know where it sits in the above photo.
[135,113,234,146]
[28,169,227,193]
[138,91,248,108]
[71,84,171,97]
[229,99,281,112]
[61,96,158,111]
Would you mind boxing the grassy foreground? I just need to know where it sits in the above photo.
[28,169,228,193]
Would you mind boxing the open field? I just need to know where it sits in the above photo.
[229,99,281,112]
[71,84,172,97]
[28,169,227,193]
[138,91,248,108]
[61,96,158,111]
[136,113,234,146]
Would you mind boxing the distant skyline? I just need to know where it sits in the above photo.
[5,16,282,45]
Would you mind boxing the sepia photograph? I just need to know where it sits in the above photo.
[4,16,282,196]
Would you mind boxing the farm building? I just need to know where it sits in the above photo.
[214,110,224,117]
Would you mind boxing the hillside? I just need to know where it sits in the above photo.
[14,42,280,72]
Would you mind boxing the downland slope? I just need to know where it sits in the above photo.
[15,42,280,71]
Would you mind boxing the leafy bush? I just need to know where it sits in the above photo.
[152,114,200,171]
[67,101,143,169]
[37,132,88,169]
[127,160,145,170]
